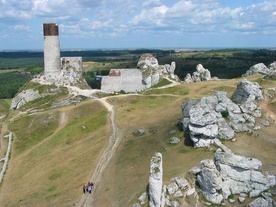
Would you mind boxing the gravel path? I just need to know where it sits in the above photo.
[77,97,122,207]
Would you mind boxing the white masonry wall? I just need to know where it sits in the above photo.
[44,36,61,81]
[101,69,146,93]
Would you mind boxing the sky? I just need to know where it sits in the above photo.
[0,0,276,50]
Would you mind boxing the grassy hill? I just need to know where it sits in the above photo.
[0,73,275,206]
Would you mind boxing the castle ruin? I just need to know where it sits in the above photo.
[43,23,85,87]
[43,23,61,82]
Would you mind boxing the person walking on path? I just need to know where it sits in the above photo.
[88,185,92,194]
[83,185,86,194]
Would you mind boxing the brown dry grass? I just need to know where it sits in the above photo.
[0,74,275,207]
[0,100,111,207]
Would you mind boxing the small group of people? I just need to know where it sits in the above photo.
[83,181,94,194]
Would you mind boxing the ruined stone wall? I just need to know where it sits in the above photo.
[101,69,145,93]
[61,57,83,72]
[43,23,61,82]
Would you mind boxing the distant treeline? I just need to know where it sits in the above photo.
[0,72,31,99]
[0,49,172,70]
[0,48,275,99]
[159,49,276,79]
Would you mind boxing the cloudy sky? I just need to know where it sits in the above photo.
[0,0,276,50]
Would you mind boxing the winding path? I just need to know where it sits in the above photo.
[77,97,121,207]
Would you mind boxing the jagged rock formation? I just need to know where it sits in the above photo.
[184,64,211,83]
[231,79,264,103]
[136,153,193,207]
[160,62,177,80]
[137,54,160,89]
[182,79,264,147]
[195,140,276,205]
[137,54,179,89]
[148,152,163,207]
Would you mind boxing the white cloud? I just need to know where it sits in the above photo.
[0,0,276,49]
[13,24,31,32]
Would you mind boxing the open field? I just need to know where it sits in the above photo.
[0,100,111,207]
[0,74,275,206]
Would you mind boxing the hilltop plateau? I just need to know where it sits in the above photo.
[0,49,275,207]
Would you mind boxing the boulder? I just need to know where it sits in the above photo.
[138,192,147,205]
[169,137,180,144]
[167,182,179,195]
[260,119,270,127]
[148,152,163,207]
[231,79,263,103]
[247,197,268,207]
[184,73,193,83]
[170,177,188,189]
[133,129,145,136]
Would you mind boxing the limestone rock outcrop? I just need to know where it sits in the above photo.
[181,87,264,147]
[268,61,276,70]
[196,141,276,205]
[184,64,211,83]
[137,54,160,88]
[137,54,179,88]
[10,89,53,110]
[245,63,270,76]
[231,79,263,103]
[148,152,163,207]
[160,62,177,79]
[245,62,276,78]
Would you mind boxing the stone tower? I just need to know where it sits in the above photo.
[43,23,61,81]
